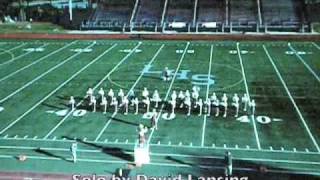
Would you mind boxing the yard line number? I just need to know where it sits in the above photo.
[46,109,87,117]
[46,109,282,125]
[237,115,283,125]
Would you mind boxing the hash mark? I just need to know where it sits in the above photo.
[305,148,309,152]
[273,118,283,122]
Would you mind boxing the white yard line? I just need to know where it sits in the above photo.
[43,42,143,139]
[311,42,320,50]
[0,44,48,67]
[0,43,26,56]
[0,43,115,135]
[92,43,142,88]
[4,154,320,175]
[0,41,77,83]
[1,136,319,155]
[288,43,320,82]
[0,153,319,176]
[1,145,320,165]
[147,42,190,144]
[0,42,94,104]
[94,44,165,142]
[94,112,117,142]
[263,45,320,153]
[150,142,319,155]
[0,146,320,173]
[201,45,213,147]
[0,145,315,162]
[236,42,261,150]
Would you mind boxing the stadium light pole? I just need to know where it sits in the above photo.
[69,0,73,22]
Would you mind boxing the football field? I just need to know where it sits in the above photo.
[0,39,319,178]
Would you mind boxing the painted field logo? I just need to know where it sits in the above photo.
[141,64,215,86]
[0,48,14,61]
[109,63,243,91]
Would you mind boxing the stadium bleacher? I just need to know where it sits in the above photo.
[261,0,303,26]
[134,0,164,25]
[82,0,134,29]
[230,0,257,25]
[197,0,225,23]
[306,1,320,22]
[80,0,310,32]
[165,0,194,23]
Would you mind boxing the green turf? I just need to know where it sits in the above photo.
[0,40,319,178]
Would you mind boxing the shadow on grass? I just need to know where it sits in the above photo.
[112,117,140,127]
[56,95,83,101]
[34,148,71,162]
[164,149,320,180]
[42,95,85,110]
[165,156,193,166]
[41,103,65,110]
[63,136,134,162]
